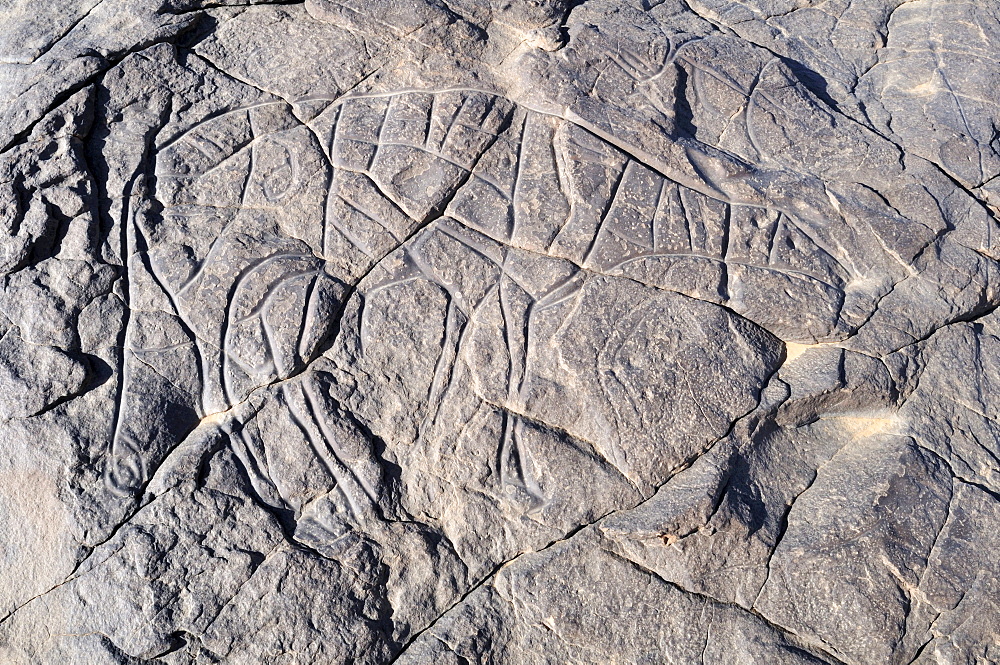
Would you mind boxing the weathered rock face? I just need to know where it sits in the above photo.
[1,0,999,662]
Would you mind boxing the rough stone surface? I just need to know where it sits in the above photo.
[1,0,999,663]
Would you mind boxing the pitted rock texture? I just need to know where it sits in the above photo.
[1,0,999,663]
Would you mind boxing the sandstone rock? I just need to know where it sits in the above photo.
[1,0,999,663]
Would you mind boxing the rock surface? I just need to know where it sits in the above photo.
[1,0,999,662]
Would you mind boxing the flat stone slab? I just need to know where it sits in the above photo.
[1,0,999,663]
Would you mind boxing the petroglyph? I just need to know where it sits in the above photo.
[2,1,1000,663]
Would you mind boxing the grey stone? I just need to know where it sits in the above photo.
[2,0,1000,663]
[0,328,88,419]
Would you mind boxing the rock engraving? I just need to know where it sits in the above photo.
[0,1,999,663]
